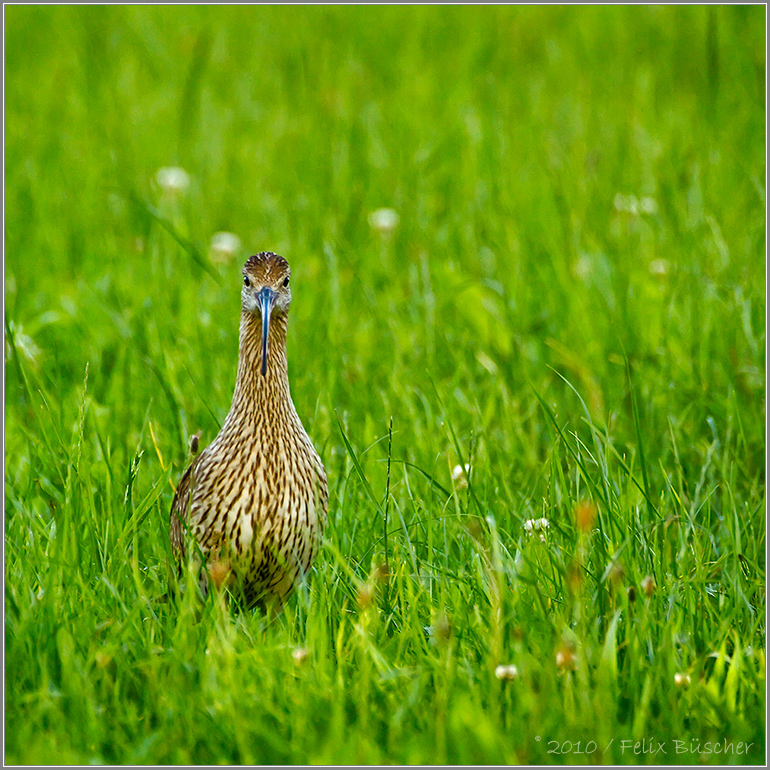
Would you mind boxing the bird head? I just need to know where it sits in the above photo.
[241,252,292,376]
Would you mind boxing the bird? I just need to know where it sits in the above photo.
[169,251,328,612]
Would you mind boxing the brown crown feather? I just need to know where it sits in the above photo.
[243,252,290,282]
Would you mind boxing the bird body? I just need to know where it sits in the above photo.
[170,252,327,610]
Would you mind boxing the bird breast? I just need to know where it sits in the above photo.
[188,422,325,564]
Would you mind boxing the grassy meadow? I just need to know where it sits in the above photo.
[4,6,766,764]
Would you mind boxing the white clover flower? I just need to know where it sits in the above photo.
[368,208,399,235]
[452,464,471,489]
[495,664,519,681]
[674,672,691,688]
[649,259,671,276]
[292,647,310,666]
[614,193,657,217]
[524,517,550,542]
[209,231,242,264]
[155,166,190,195]
[614,193,633,213]
[452,463,471,481]
[573,254,593,279]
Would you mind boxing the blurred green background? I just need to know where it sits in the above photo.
[5,5,765,764]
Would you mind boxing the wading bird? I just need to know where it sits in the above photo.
[170,252,328,611]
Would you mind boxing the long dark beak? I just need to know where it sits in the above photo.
[257,287,277,376]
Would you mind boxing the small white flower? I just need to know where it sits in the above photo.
[292,647,310,666]
[452,464,471,481]
[368,208,399,235]
[574,254,593,279]
[524,518,550,541]
[614,193,657,217]
[452,463,471,489]
[155,166,190,195]
[649,259,670,276]
[495,664,519,681]
[639,196,658,215]
[209,231,242,264]
[614,193,634,213]
[674,672,691,688]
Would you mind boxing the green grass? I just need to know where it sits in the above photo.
[4,5,765,764]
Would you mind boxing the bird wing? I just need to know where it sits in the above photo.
[169,461,195,563]
[317,461,329,524]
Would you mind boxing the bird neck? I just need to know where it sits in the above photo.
[230,309,293,420]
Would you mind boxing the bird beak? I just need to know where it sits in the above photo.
[257,287,277,376]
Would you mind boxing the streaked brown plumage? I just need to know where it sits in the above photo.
[170,252,328,611]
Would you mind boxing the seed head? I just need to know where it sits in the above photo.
[606,561,625,588]
[431,614,453,646]
[574,500,596,532]
[207,557,232,590]
[555,644,577,671]
[641,575,656,598]
[566,561,583,594]
[372,561,391,584]
[356,583,373,609]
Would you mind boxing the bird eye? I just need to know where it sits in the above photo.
[244,276,251,288]
[283,277,290,288]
